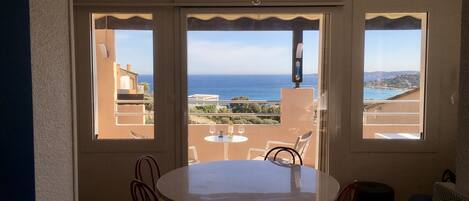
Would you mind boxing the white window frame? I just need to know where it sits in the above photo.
[74,7,178,153]
[350,0,460,152]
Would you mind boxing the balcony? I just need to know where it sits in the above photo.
[98,87,421,168]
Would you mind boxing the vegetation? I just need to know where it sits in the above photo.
[189,96,280,124]
[365,74,420,89]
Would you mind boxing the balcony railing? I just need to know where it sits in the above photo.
[188,100,281,117]
[114,100,154,117]
[112,99,420,126]
[363,99,420,126]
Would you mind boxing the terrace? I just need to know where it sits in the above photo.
[96,77,419,167]
[92,13,422,167]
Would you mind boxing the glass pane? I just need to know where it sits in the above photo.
[186,13,322,166]
[91,13,154,140]
[362,13,426,140]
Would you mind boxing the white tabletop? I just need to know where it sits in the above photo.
[204,135,248,143]
[157,160,340,201]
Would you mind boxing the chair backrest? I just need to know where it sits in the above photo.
[293,131,313,158]
[135,155,161,192]
[336,182,359,201]
[130,130,146,139]
[188,146,199,165]
[264,146,303,165]
[130,179,159,201]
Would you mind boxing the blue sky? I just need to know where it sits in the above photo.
[115,29,422,75]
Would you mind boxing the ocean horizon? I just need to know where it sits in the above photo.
[139,74,406,100]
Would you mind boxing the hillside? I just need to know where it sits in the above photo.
[365,74,420,89]
[364,71,419,82]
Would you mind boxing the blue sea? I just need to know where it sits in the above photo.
[139,74,404,100]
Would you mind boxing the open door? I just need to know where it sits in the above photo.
[180,7,330,168]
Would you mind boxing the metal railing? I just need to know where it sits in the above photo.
[188,100,281,117]
[363,99,420,127]
[112,99,421,126]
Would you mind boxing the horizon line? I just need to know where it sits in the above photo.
[136,70,419,75]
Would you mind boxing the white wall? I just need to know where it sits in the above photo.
[457,0,469,197]
[30,0,75,200]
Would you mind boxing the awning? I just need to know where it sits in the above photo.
[365,13,425,30]
[93,13,425,31]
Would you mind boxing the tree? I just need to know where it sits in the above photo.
[230,96,261,113]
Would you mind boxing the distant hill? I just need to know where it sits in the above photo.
[365,73,420,89]
[364,71,419,82]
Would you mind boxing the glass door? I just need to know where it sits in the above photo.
[180,8,329,168]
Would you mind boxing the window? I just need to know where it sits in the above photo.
[91,13,155,140]
[362,13,427,140]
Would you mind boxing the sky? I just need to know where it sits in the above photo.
[114,29,422,75]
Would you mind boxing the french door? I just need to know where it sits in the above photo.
[75,6,338,200]
[178,7,332,168]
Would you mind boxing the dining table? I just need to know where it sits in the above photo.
[156,160,340,201]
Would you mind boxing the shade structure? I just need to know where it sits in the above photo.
[365,13,425,30]
[93,13,424,30]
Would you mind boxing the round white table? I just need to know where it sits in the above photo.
[204,135,248,160]
[157,160,340,201]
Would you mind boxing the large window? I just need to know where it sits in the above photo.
[362,13,427,140]
[91,13,155,140]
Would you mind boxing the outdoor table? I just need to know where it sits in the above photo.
[204,135,248,160]
[157,160,340,201]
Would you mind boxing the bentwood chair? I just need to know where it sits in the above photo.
[134,155,161,193]
[130,179,159,201]
[264,146,304,165]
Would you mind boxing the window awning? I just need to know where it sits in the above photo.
[365,13,425,30]
[93,13,425,31]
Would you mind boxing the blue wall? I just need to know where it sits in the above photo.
[0,0,36,200]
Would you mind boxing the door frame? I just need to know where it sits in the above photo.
[176,6,343,171]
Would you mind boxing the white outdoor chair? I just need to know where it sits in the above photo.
[247,131,313,162]
[188,146,200,165]
[130,130,146,139]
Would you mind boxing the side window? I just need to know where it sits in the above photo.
[91,13,155,140]
[362,13,427,140]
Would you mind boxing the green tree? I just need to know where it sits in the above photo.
[230,96,261,113]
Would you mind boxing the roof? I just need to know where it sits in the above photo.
[119,67,138,76]
[364,88,420,110]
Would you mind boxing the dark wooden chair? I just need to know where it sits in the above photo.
[264,146,303,165]
[130,179,159,201]
[336,181,394,201]
[134,155,161,192]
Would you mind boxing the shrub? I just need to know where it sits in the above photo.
[195,105,217,113]
[261,119,279,124]
[232,119,251,124]
[219,117,231,124]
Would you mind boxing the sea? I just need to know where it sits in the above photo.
[139,74,404,100]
